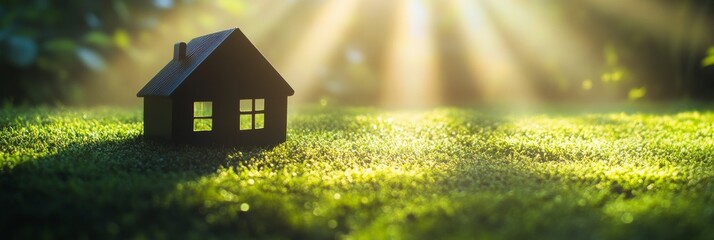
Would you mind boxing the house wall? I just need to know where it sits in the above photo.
[144,97,172,139]
[173,97,211,144]
[266,96,288,143]
[171,96,288,146]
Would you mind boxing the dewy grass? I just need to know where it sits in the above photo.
[1,106,714,239]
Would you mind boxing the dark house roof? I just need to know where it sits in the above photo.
[137,27,293,97]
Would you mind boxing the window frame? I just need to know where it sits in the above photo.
[239,98,265,131]
[193,101,213,132]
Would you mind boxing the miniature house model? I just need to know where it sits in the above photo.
[137,28,294,146]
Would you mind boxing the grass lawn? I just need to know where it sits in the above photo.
[1,105,714,239]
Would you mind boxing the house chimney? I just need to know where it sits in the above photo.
[174,42,187,61]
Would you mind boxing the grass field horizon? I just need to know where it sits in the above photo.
[2,104,714,239]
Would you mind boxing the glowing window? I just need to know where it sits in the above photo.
[239,99,265,130]
[193,101,212,132]
[240,114,252,130]
[255,113,264,129]
[255,99,265,111]
[240,99,252,112]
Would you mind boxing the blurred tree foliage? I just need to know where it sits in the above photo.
[0,0,209,105]
[0,0,712,106]
[599,0,714,101]
[516,0,714,102]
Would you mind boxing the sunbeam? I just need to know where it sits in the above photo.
[448,0,537,105]
[483,0,602,98]
[381,0,441,108]
[279,0,360,103]
[240,1,297,43]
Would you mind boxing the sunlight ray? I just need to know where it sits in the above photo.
[483,0,600,95]
[239,1,297,43]
[448,0,537,105]
[279,0,360,103]
[381,0,441,108]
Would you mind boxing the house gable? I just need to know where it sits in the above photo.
[173,29,294,99]
[136,28,294,98]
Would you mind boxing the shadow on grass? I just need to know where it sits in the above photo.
[0,137,303,239]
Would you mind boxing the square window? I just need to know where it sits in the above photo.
[193,119,212,131]
[255,99,265,111]
[255,113,264,129]
[193,101,212,117]
[240,99,252,112]
[240,114,252,130]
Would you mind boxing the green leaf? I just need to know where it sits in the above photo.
[84,31,112,48]
[628,87,646,100]
[113,29,131,50]
[44,38,76,54]
[704,56,714,67]
[703,47,714,67]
